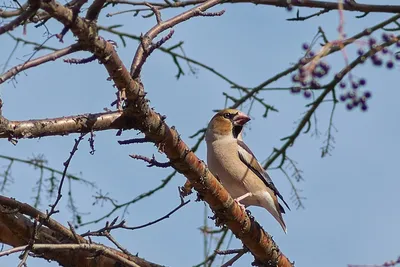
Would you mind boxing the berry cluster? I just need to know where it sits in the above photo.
[338,33,400,111]
[290,43,330,98]
[357,33,400,69]
[291,32,400,111]
[338,79,371,111]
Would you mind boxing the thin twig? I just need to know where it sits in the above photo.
[123,198,190,230]
[0,43,81,84]
[129,154,171,168]
[47,134,86,217]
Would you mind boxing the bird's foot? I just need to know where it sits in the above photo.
[234,198,246,213]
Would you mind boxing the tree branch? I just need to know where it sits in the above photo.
[0,111,134,139]
[105,0,400,14]
[264,34,400,169]
[0,43,82,84]
[130,0,224,77]
[86,0,107,20]
[0,196,164,267]
[36,0,293,265]
[0,0,40,35]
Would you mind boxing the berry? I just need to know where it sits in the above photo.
[347,91,356,99]
[382,33,390,42]
[368,38,377,47]
[361,104,368,111]
[382,47,389,54]
[395,54,400,61]
[346,103,353,110]
[372,57,383,66]
[339,94,347,101]
[397,40,400,47]
[364,91,372,98]
[303,90,312,98]
[339,82,346,89]
[357,49,364,56]
[302,43,309,50]
[319,62,330,72]
[308,51,315,57]
[359,78,366,86]
[351,82,359,90]
[386,60,394,69]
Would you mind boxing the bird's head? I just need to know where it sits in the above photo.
[206,109,251,140]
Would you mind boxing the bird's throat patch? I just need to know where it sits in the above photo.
[232,126,242,138]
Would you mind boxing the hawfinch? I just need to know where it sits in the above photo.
[206,109,290,233]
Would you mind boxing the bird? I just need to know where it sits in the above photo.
[205,108,290,233]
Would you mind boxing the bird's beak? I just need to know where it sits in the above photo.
[233,112,250,126]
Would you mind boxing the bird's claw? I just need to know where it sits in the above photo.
[234,198,246,212]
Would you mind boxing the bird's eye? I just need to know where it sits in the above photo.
[223,113,231,119]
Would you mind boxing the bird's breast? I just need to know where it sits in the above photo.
[206,139,250,198]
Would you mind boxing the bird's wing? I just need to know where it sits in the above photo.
[237,140,291,212]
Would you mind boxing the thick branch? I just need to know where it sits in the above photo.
[0,111,134,139]
[86,0,107,20]
[106,0,400,14]
[0,196,164,267]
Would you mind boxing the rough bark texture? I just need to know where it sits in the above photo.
[0,196,164,267]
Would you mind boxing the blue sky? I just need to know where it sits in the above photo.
[1,1,400,266]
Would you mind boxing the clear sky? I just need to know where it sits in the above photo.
[1,1,400,266]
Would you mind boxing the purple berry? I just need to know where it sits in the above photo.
[382,33,390,42]
[352,82,359,90]
[372,58,383,66]
[346,103,353,110]
[302,43,309,50]
[361,104,368,111]
[364,91,372,98]
[308,51,315,57]
[357,49,364,56]
[382,47,389,54]
[339,82,346,89]
[319,62,330,73]
[397,40,400,47]
[303,90,312,98]
[386,60,394,69]
[368,38,377,47]
[395,54,400,61]
[359,78,366,86]
[292,75,300,83]
[347,91,356,99]
[339,94,347,101]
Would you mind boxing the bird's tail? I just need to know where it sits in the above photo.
[263,194,287,234]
